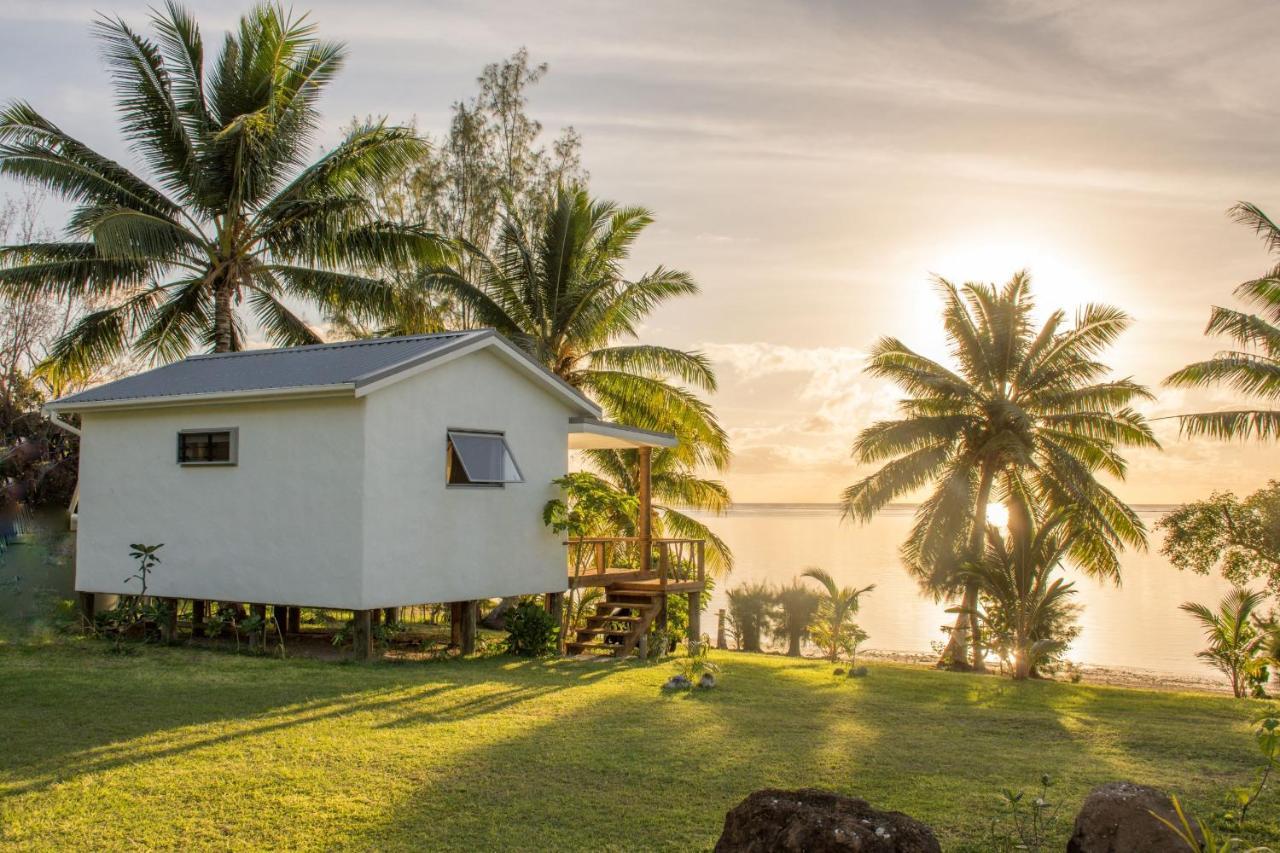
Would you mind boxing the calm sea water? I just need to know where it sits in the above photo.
[689,504,1233,680]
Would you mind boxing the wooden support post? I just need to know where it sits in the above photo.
[383,607,399,625]
[251,603,267,648]
[449,601,463,648]
[688,592,702,654]
[77,591,95,634]
[545,591,565,653]
[637,447,652,572]
[161,598,179,644]
[191,600,207,637]
[271,604,288,635]
[287,606,301,635]
[354,609,373,660]
[716,608,728,650]
[371,608,382,628]
[460,600,477,656]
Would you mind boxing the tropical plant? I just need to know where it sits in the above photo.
[726,581,773,653]
[962,503,1081,679]
[1181,588,1270,698]
[773,579,821,657]
[1166,203,1280,442]
[841,272,1156,669]
[986,774,1061,853]
[801,566,874,663]
[503,598,560,657]
[1158,483,1280,597]
[0,2,446,380]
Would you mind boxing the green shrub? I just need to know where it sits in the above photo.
[504,599,560,657]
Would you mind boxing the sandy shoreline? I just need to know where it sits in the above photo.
[859,648,1235,695]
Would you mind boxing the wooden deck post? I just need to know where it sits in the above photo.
[716,608,728,650]
[545,591,565,653]
[449,601,463,648]
[354,609,373,660]
[460,601,477,655]
[251,603,268,648]
[287,606,301,635]
[191,599,207,637]
[77,591,95,634]
[383,607,399,625]
[271,604,288,636]
[637,446,652,570]
[687,593,701,653]
[161,598,179,644]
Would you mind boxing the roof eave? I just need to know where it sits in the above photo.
[44,383,357,414]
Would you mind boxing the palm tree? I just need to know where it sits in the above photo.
[420,187,728,471]
[0,3,443,378]
[1181,588,1269,699]
[801,567,874,663]
[1166,203,1280,441]
[842,272,1157,670]
[773,579,821,657]
[726,581,773,653]
[962,502,1080,680]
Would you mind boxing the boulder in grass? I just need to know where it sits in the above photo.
[663,674,691,691]
[1066,781,1202,852]
[714,788,942,852]
[698,672,716,689]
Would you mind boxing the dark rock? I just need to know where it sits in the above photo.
[715,788,941,852]
[833,668,846,676]
[1067,781,1201,852]
[849,666,869,678]
[698,672,716,688]
[663,674,691,691]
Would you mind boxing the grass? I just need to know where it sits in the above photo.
[0,642,1275,852]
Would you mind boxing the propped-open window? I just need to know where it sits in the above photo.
[446,430,524,486]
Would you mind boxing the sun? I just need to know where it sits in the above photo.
[985,502,1009,528]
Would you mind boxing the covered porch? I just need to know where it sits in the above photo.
[560,419,707,658]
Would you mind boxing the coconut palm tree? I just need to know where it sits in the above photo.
[726,581,774,653]
[1166,203,1280,441]
[962,502,1080,680]
[773,579,822,657]
[842,272,1157,670]
[0,3,444,378]
[801,567,874,663]
[1181,587,1269,699]
[419,187,728,471]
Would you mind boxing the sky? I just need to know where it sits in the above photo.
[1,0,1278,504]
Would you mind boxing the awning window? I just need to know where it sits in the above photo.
[446,430,524,485]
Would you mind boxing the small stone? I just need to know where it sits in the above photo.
[849,666,869,678]
[833,668,846,676]
[698,672,716,689]
[663,674,692,690]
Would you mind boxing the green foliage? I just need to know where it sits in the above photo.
[842,271,1155,667]
[772,580,821,656]
[0,2,446,378]
[503,599,559,657]
[963,506,1081,679]
[1166,202,1280,443]
[1159,484,1280,597]
[675,639,719,685]
[543,472,637,543]
[1181,588,1271,699]
[986,774,1061,853]
[802,566,874,663]
[726,581,773,653]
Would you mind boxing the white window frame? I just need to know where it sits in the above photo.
[445,429,524,488]
[176,427,239,467]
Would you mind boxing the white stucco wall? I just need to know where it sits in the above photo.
[360,348,570,607]
[75,396,366,607]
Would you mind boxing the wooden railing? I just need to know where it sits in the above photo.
[565,537,706,590]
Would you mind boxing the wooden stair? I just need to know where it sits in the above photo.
[565,591,663,658]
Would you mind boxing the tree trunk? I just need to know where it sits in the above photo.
[938,461,997,672]
[480,596,517,630]
[787,632,802,657]
[213,280,234,353]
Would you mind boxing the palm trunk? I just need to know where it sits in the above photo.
[787,632,802,657]
[213,281,234,353]
[939,461,997,671]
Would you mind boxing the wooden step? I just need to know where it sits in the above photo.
[596,601,655,612]
[575,626,638,636]
[583,615,644,624]
[566,641,619,655]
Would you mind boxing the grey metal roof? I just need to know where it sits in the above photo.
[52,330,487,406]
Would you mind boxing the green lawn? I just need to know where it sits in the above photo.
[0,643,1274,851]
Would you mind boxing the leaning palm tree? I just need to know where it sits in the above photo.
[1181,588,1269,699]
[801,567,874,663]
[962,502,1080,680]
[1166,203,1280,441]
[773,579,822,657]
[842,272,1157,670]
[419,187,729,471]
[0,3,444,378]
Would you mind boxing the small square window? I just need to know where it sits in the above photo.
[177,429,237,465]
[446,430,523,486]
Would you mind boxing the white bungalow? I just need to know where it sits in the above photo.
[45,330,704,657]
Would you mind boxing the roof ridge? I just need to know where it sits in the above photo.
[185,330,483,361]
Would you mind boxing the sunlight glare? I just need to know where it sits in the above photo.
[985,502,1009,528]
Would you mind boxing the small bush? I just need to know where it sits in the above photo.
[504,599,560,657]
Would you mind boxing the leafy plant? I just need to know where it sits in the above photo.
[772,579,821,657]
[503,599,559,657]
[841,272,1155,669]
[1181,588,1270,698]
[1159,484,1280,597]
[676,638,719,685]
[986,774,1061,853]
[726,581,773,653]
[802,567,874,663]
